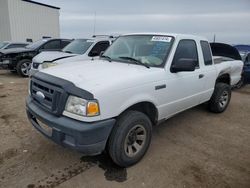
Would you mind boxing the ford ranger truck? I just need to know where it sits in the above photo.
[26,33,243,167]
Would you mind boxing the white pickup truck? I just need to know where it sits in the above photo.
[26,33,243,167]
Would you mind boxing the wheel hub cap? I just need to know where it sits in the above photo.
[219,90,229,108]
[21,62,31,76]
[124,125,146,157]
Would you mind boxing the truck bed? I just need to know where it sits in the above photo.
[213,56,243,86]
[213,56,235,64]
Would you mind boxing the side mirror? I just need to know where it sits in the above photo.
[171,58,197,73]
[89,50,99,57]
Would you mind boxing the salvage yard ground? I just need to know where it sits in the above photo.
[0,70,249,188]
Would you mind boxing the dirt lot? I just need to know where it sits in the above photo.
[0,70,249,188]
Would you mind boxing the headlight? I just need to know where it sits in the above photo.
[2,59,11,64]
[65,95,100,117]
[42,62,58,69]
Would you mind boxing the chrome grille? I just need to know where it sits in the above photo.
[30,78,63,114]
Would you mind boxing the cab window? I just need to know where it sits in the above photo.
[42,40,61,50]
[61,40,71,48]
[89,41,110,57]
[200,41,213,65]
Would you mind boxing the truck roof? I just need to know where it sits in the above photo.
[122,33,208,41]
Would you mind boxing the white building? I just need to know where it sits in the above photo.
[0,0,60,42]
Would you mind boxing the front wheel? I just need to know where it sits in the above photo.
[16,59,31,77]
[208,83,231,113]
[108,111,152,167]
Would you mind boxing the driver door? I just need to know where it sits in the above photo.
[159,39,206,118]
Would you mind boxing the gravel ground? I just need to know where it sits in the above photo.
[0,70,249,188]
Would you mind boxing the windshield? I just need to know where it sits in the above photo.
[62,39,93,54]
[26,39,48,49]
[0,42,9,49]
[103,35,174,67]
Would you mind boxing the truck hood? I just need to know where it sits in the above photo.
[40,59,165,93]
[54,54,90,64]
[33,51,77,63]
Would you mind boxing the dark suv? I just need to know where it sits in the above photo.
[0,38,71,77]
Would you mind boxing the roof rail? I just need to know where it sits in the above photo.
[92,35,116,38]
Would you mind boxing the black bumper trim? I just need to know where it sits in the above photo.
[26,96,115,155]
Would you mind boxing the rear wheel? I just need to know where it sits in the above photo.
[17,59,31,77]
[108,111,152,167]
[208,83,231,113]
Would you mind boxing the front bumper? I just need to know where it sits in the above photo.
[26,96,116,155]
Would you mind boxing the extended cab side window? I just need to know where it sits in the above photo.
[172,39,199,68]
[200,41,213,65]
[89,41,110,57]
[42,40,61,50]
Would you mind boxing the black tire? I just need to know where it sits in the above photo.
[208,83,231,113]
[108,110,152,167]
[16,59,31,77]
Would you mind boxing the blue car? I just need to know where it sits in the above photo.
[242,52,250,84]
[234,45,250,87]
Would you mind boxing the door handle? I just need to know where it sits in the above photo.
[199,74,204,79]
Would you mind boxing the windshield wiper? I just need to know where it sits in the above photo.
[119,56,150,68]
[101,55,112,62]
[64,50,73,54]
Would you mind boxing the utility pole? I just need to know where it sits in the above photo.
[93,12,96,36]
[213,34,216,42]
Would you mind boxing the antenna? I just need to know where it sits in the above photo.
[93,12,96,36]
[213,34,216,42]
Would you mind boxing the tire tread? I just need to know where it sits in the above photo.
[108,110,152,167]
[208,83,231,113]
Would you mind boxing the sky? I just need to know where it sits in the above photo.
[36,0,250,44]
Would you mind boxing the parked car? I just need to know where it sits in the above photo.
[0,38,71,77]
[0,41,29,50]
[233,45,250,88]
[26,33,243,167]
[234,45,250,55]
[241,52,250,85]
[30,36,115,75]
